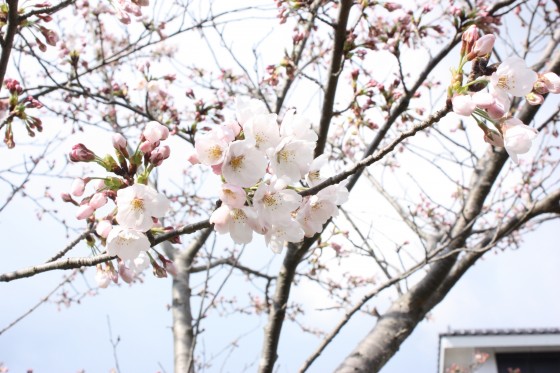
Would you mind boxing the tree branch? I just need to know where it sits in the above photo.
[314,0,353,157]
[0,0,19,92]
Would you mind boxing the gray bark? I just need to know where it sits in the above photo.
[172,228,213,373]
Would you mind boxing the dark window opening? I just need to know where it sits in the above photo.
[496,351,560,373]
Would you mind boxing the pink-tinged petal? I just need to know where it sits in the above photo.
[106,226,150,261]
[76,204,95,220]
[71,178,86,197]
[452,95,476,116]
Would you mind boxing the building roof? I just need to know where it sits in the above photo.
[440,328,560,338]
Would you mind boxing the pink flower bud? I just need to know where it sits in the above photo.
[112,133,128,153]
[94,179,106,191]
[95,265,111,288]
[76,204,95,220]
[158,254,178,277]
[149,145,171,166]
[71,178,86,197]
[69,143,96,162]
[461,25,479,55]
[542,72,560,94]
[471,34,495,58]
[452,94,476,116]
[61,192,77,204]
[118,261,135,283]
[139,140,155,154]
[143,121,169,144]
[211,163,222,175]
[95,219,113,238]
[525,92,544,106]
[89,192,108,209]
[187,151,200,165]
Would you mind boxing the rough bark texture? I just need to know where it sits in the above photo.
[172,228,213,373]
[258,244,307,373]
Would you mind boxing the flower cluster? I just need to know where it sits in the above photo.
[450,25,559,163]
[67,121,175,287]
[2,79,44,148]
[194,98,348,253]
[110,0,150,25]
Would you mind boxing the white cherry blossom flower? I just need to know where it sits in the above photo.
[501,117,538,164]
[106,226,151,261]
[490,56,538,97]
[306,154,329,187]
[116,184,170,231]
[219,184,246,208]
[95,265,112,288]
[253,183,302,226]
[452,94,476,116]
[280,109,318,142]
[265,220,304,254]
[296,182,349,237]
[270,138,315,183]
[236,97,268,127]
[195,127,231,166]
[210,205,257,244]
[243,113,281,153]
[222,140,268,187]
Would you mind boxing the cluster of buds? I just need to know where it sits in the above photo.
[110,0,150,25]
[450,25,560,163]
[193,98,348,253]
[2,79,43,148]
[67,121,176,287]
[0,2,60,51]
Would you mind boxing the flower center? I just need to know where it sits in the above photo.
[208,145,223,161]
[230,155,245,171]
[262,193,278,207]
[131,198,145,211]
[308,170,320,182]
[497,74,514,90]
[277,149,293,163]
[231,208,247,222]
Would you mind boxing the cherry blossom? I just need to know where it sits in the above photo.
[76,204,95,220]
[210,205,257,244]
[280,109,318,142]
[235,97,268,127]
[219,184,246,208]
[264,220,304,254]
[243,113,281,153]
[116,184,170,231]
[71,178,86,197]
[306,154,328,187]
[95,265,112,288]
[195,127,231,166]
[501,117,538,164]
[452,94,476,116]
[270,138,315,183]
[142,121,169,144]
[96,220,113,238]
[253,183,302,226]
[89,192,108,209]
[471,34,495,58]
[106,226,151,261]
[222,140,268,187]
[490,56,538,97]
[297,182,349,237]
